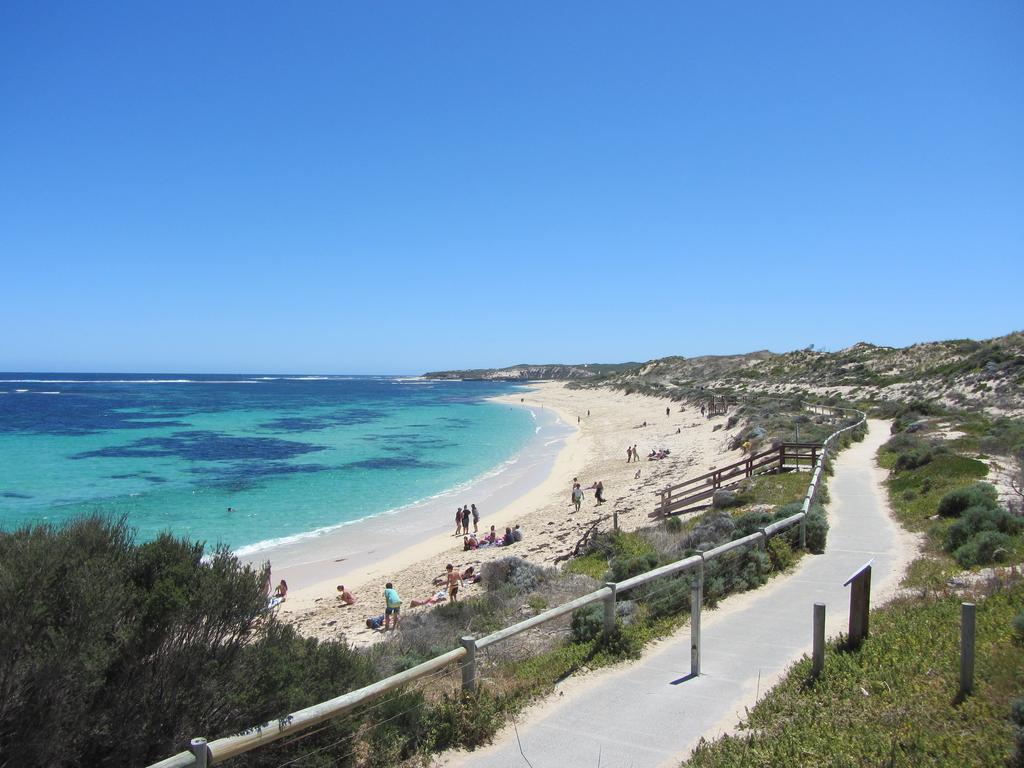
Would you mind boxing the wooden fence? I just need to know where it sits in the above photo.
[654,442,822,517]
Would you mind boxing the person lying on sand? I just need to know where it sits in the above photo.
[462,566,481,583]
[336,585,357,606]
[409,590,448,608]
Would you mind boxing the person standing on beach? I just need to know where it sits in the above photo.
[471,503,479,533]
[572,483,583,512]
[632,444,639,463]
[383,582,402,630]
[666,406,671,417]
[626,446,633,463]
[461,505,471,536]
[445,564,462,602]
[455,507,463,536]
[596,481,605,504]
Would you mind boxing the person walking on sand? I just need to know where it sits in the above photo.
[666,406,670,417]
[471,503,479,533]
[626,445,633,463]
[588,481,605,504]
[455,507,463,536]
[632,444,639,463]
[383,582,402,630]
[445,564,462,602]
[572,482,583,512]
[461,505,471,536]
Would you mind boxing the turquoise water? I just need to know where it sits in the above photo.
[0,375,535,553]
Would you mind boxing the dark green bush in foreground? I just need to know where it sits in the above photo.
[0,516,374,768]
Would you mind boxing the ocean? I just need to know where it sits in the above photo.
[0,374,542,557]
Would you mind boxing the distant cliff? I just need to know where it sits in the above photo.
[423,362,641,381]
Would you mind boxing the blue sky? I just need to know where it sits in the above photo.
[2,2,1021,374]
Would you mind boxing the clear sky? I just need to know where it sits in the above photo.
[2,2,1021,374]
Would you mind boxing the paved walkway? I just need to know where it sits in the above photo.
[442,420,915,768]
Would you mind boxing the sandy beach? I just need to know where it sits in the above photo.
[270,382,743,646]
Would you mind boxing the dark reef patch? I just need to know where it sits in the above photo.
[72,431,326,462]
[188,461,330,492]
[2,492,32,499]
[342,457,449,471]
[257,408,381,432]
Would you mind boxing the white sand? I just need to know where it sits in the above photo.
[273,382,745,646]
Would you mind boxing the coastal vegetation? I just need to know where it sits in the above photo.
[571,331,1024,419]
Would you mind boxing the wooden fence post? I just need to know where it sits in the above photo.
[460,636,477,693]
[960,602,976,698]
[190,738,209,768]
[691,561,703,677]
[811,603,825,679]
[603,583,617,641]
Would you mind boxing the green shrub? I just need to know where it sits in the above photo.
[895,447,937,471]
[425,690,506,752]
[938,482,999,517]
[0,515,375,768]
[642,576,692,621]
[804,504,829,554]
[945,504,1021,552]
[664,516,684,533]
[609,552,659,582]
[570,604,604,643]
[767,537,795,571]
[952,531,1013,568]
[1013,611,1024,645]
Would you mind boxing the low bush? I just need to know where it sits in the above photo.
[952,531,1013,568]
[1012,611,1024,645]
[642,576,693,621]
[945,504,1021,552]
[767,537,795,571]
[937,482,999,517]
[609,552,659,581]
[570,603,604,643]
[895,446,938,470]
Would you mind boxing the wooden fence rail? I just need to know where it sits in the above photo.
[655,442,822,517]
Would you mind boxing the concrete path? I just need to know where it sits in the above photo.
[441,420,916,768]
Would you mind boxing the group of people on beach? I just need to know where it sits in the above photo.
[366,562,484,631]
[454,503,480,535]
[464,524,522,550]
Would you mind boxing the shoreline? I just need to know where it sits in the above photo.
[244,391,574,593]
[280,382,746,647]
